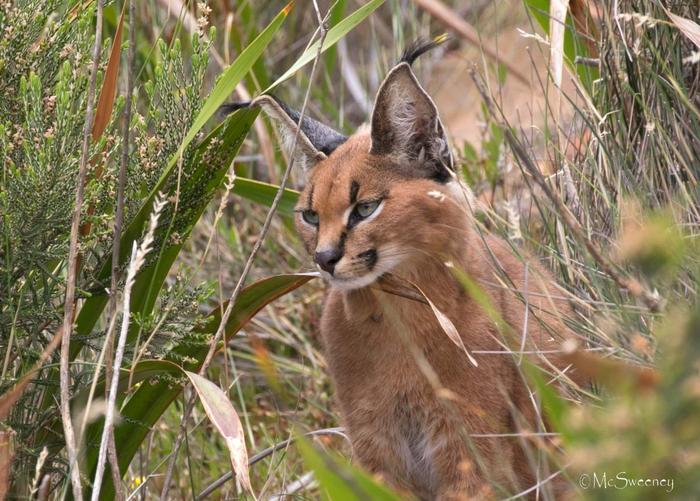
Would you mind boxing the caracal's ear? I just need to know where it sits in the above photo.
[370,38,454,182]
[220,95,347,172]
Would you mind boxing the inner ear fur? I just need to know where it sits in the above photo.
[223,95,347,172]
[369,63,453,181]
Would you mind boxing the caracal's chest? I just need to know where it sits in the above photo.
[321,296,456,495]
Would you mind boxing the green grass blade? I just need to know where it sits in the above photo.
[72,109,259,359]
[69,6,292,359]
[175,5,290,166]
[296,436,400,500]
[232,177,299,215]
[266,0,385,91]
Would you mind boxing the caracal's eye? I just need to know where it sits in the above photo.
[302,209,319,226]
[355,200,380,218]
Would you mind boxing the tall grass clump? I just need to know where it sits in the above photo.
[471,1,700,498]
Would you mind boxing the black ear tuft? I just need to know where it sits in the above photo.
[239,94,348,172]
[370,35,454,181]
[399,35,448,66]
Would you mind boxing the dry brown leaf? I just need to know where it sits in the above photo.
[185,372,254,496]
[0,328,62,421]
[561,341,659,391]
[570,0,599,57]
[91,2,126,140]
[423,290,479,368]
[663,7,700,50]
[376,274,478,366]
[0,427,15,501]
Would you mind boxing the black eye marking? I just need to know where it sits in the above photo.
[337,231,347,257]
[349,180,359,204]
[307,184,315,208]
[358,249,377,270]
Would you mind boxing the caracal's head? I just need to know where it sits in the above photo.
[249,40,470,290]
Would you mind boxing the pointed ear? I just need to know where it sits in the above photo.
[369,63,453,181]
[242,95,347,172]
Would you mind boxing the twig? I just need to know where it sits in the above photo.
[92,196,167,498]
[412,0,530,85]
[158,7,333,498]
[103,0,136,495]
[59,2,105,499]
[503,464,568,500]
[196,428,348,500]
[470,70,663,313]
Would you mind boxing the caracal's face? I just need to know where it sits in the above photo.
[260,42,462,289]
[294,132,465,290]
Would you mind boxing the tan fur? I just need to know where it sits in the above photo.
[294,132,581,499]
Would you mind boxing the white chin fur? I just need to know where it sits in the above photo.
[320,268,384,291]
[318,249,404,291]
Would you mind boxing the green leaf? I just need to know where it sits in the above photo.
[71,108,259,359]
[231,176,299,215]
[85,273,316,499]
[324,0,348,75]
[266,0,385,91]
[296,436,401,501]
[171,5,290,182]
[70,5,293,360]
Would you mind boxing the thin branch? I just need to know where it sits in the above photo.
[197,428,348,500]
[102,0,137,495]
[159,8,333,498]
[59,2,105,499]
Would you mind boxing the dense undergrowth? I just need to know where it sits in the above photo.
[0,0,698,499]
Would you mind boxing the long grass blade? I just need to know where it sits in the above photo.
[83,273,316,498]
[266,0,385,90]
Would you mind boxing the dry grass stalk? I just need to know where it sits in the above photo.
[58,2,105,499]
[412,0,530,85]
[103,0,136,495]
[0,427,15,500]
[92,194,168,499]
[470,70,663,313]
